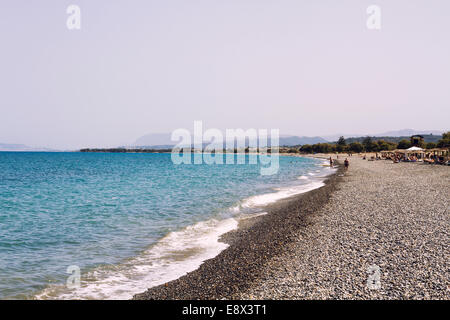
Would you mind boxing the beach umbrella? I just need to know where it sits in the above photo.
[406,146,424,151]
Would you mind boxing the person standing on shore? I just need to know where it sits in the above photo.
[329,156,333,167]
[344,158,349,170]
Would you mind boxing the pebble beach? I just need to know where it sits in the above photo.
[134,156,449,300]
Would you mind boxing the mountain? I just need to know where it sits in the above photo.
[321,133,357,142]
[0,143,57,152]
[345,134,442,144]
[133,133,328,148]
[278,135,328,146]
[134,133,174,146]
[373,129,443,137]
[323,129,444,142]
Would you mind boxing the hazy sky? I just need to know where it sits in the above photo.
[0,1,449,149]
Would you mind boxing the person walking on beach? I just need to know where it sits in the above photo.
[344,158,349,170]
[329,156,333,167]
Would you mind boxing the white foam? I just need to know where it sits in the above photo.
[239,180,325,208]
[35,165,331,300]
[35,217,238,300]
[238,211,268,220]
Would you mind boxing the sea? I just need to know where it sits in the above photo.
[0,152,334,299]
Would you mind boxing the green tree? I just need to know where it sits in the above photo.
[300,144,313,153]
[437,131,450,148]
[336,136,347,152]
[362,136,376,152]
[376,140,396,151]
[349,142,363,153]
[312,143,335,153]
[426,142,437,149]
[397,139,412,149]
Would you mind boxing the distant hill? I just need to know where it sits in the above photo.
[134,133,174,146]
[324,129,444,142]
[278,135,328,146]
[0,143,58,152]
[373,129,443,137]
[125,144,175,150]
[133,130,446,148]
[133,133,328,148]
[344,134,442,144]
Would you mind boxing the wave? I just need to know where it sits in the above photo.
[238,181,325,208]
[35,160,334,300]
[35,218,238,300]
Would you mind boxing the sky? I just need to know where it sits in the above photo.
[0,0,449,149]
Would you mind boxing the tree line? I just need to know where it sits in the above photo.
[297,132,450,154]
[79,132,450,154]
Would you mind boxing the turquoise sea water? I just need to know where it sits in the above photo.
[0,152,332,299]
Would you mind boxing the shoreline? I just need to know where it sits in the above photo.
[133,162,343,299]
[134,155,449,300]
[237,156,449,299]
[32,155,329,300]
